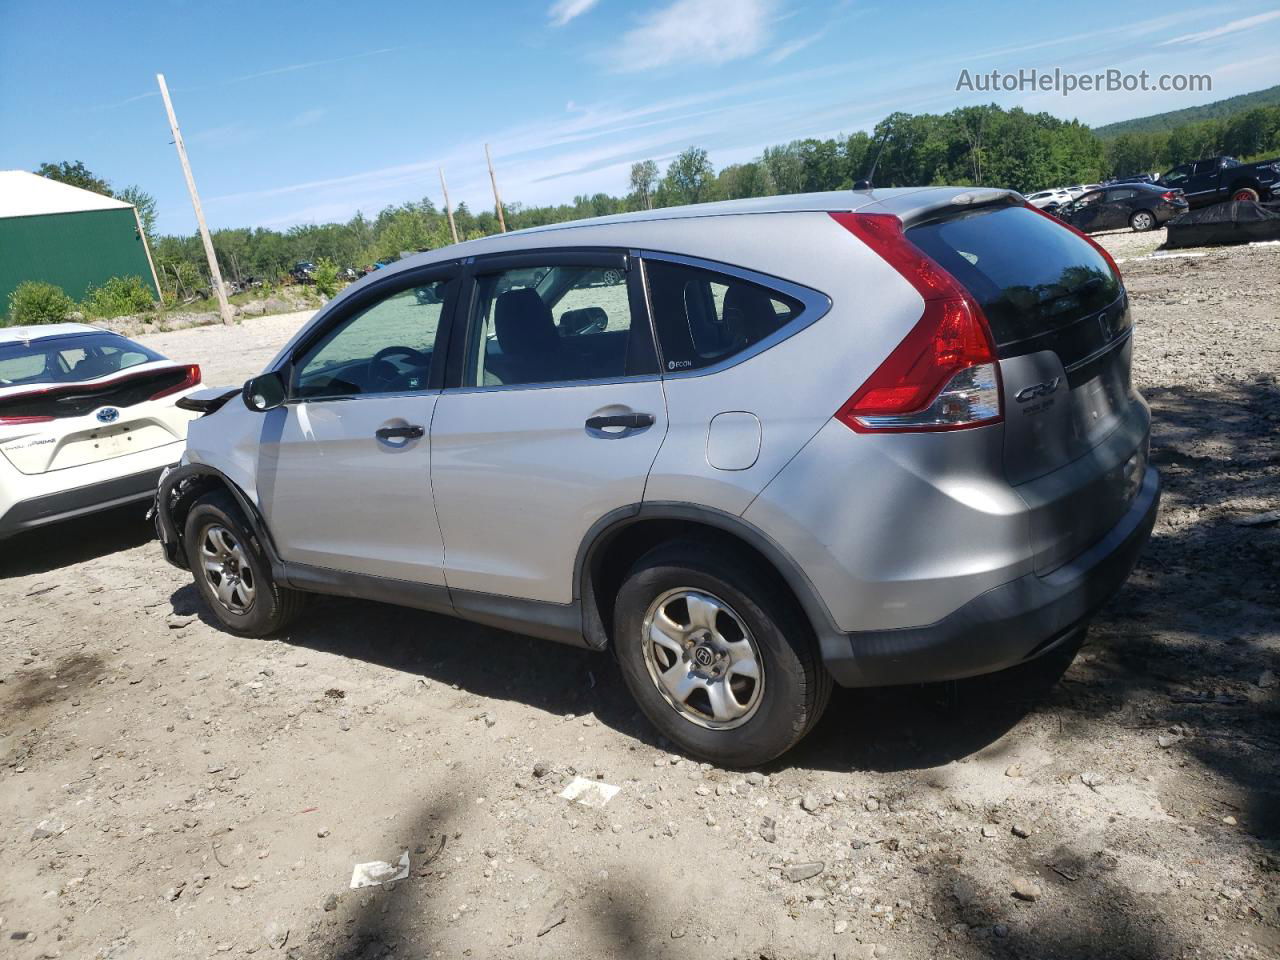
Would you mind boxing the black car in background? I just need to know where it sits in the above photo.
[289,261,316,283]
[1159,155,1280,208]
[1057,182,1188,233]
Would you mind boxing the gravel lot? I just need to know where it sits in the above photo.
[1,229,1277,960]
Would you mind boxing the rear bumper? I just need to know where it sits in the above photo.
[823,465,1159,687]
[0,464,169,539]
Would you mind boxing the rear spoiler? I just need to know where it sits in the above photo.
[900,190,1022,230]
[177,386,240,415]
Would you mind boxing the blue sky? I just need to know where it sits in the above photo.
[2,0,1277,235]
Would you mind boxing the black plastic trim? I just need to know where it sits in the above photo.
[176,388,240,414]
[282,563,587,647]
[573,501,846,653]
[283,562,452,614]
[154,463,286,577]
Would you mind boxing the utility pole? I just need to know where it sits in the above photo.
[439,167,459,244]
[485,143,507,233]
[156,73,233,325]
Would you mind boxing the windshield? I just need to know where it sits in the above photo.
[0,333,163,387]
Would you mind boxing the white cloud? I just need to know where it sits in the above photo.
[1160,10,1280,45]
[548,0,600,26]
[610,0,780,72]
[765,30,824,65]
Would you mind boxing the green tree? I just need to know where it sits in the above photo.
[7,281,74,326]
[761,143,804,194]
[717,161,775,199]
[628,160,659,209]
[117,185,158,238]
[662,147,716,205]
[36,160,113,196]
[312,258,341,299]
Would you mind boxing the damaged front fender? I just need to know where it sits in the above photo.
[152,463,283,575]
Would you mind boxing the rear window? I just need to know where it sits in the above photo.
[0,333,161,387]
[644,259,804,372]
[906,205,1121,347]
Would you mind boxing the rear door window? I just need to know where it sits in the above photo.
[463,261,653,388]
[643,259,804,372]
[906,204,1121,348]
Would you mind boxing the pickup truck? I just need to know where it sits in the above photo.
[1158,155,1280,208]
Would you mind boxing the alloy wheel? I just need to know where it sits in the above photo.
[200,523,257,614]
[641,588,765,730]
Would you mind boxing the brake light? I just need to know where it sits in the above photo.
[829,212,1002,433]
[1161,191,1179,202]
[1022,201,1122,281]
[149,364,201,401]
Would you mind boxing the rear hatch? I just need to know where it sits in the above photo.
[0,364,195,475]
[906,203,1147,572]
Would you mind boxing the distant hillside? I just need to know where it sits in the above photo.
[1095,85,1280,138]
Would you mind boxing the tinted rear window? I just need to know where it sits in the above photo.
[906,205,1120,347]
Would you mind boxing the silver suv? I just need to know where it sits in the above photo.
[155,188,1159,766]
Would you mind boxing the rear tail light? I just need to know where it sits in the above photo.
[1161,191,1181,202]
[149,364,201,401]
[0,414,55,425]
[829,212,1001,433]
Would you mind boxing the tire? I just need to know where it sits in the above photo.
[1130,210,1157,232]
[612,541,831,767]
[1232,187,1260,202]
[183,491,304,637]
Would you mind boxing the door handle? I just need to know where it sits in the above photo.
[585,413,655,431]
[375,424,424,440]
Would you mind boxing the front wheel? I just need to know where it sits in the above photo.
[183,491,305,637]
[1130,210,1157,232]
[612,542,830,767]
[1232,187,1260,202]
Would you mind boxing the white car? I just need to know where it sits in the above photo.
[0,323,201,539]
[1024,188,1073,210]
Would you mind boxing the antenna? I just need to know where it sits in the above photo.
[854,127,890,192]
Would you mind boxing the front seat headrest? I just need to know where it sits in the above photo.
[495,288,559,356]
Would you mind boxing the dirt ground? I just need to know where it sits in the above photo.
[1,229,1278,960]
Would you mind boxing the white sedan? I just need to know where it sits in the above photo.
[1024,188,1074,210]
[0,323,201,539]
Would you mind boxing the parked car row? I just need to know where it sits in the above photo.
[1054,182,1189,233]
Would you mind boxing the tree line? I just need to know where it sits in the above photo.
[39,100,1280,303]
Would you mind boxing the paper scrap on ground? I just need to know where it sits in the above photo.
[560,776,620,808]
[349,851,410,889]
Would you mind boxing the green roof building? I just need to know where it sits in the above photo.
[0,170,160,308]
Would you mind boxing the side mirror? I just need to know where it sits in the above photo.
[243,371,286,412]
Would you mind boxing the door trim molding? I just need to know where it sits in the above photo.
[282,562,589,648]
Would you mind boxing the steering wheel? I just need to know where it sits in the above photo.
[367,345,431,387]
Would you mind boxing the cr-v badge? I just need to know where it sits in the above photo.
[1015,377,1061,404]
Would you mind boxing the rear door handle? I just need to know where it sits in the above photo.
[585,413,655,430]
[375,424,424,440]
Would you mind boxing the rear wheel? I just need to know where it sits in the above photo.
[1232,187,1260,202]
[1130,210,1156,232]
[183,491,304,637]
[612,542,830,767]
